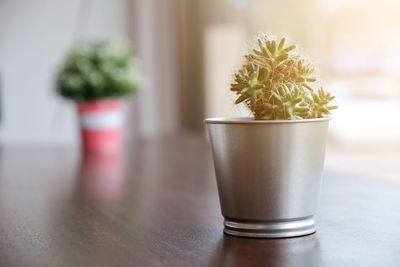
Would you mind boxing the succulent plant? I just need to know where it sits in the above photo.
[231,35,337,120]
[57,40,139,102]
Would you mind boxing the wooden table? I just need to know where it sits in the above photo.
[0,134,400,267]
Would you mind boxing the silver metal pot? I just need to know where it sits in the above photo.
[205,117,330,238]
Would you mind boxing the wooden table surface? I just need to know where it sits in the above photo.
[0,134,400,267]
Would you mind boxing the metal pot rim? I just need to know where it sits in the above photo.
[204,116,331,124]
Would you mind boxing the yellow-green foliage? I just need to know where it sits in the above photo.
[231,35,337,120]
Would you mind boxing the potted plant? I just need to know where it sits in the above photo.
[205,34,337,238]
[56,40,139,154]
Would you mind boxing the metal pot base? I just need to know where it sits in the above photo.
[223,216,316,238]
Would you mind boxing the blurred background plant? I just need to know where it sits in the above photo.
[57,40,139,102]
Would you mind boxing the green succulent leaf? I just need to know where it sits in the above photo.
[230,34,337,120]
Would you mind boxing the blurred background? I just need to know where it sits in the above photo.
[0,0,399,180]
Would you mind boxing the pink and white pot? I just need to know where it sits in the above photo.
[77,100,123,155]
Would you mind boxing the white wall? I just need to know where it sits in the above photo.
[204,24,248,118]
[0,0,131,145]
